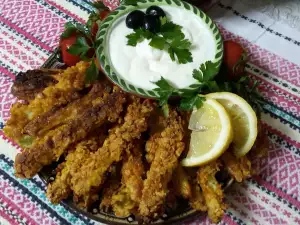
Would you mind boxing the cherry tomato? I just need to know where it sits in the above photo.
[223,40,248,80]
[59,35,81,66]
[100,10,110,20]
[91,23,99,38]
[91,10,110,38]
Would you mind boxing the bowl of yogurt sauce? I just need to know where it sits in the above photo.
[96,0,223,98]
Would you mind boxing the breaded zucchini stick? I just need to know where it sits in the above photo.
[197,161,227,224]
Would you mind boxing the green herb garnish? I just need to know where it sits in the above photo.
[152,60,219,110]
[60,2,109,83]
[179,94,206,111]
[88,1,109,10]
[61,22,90,39]
[192,61,219,83]
[153,77,176,106]
[126,28,153,46]
[222,76,264,118]
[85,60,100,84]
[126,17,193,64]
[86,2,109,31]
[67,36,91,60]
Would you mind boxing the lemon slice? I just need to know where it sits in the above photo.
[206,92,258,157]
[181,98,233,167]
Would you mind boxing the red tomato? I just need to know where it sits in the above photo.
[100,10,110,20]
[223,40,248,80]
[60,35,81,66]
[91,23,99,38]
[91,10,110,38]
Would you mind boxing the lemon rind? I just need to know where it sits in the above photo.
[181,98,233,167]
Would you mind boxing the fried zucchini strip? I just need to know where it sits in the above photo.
[189,181,207,212]
[24,81,112,136]
[70,99,155,206]
[221,151,251,182]
[197,161,227,224]
[47,131,107,204]
[14,91,126,178]
[172,165,192,199]
[111,141,144,217]
[139,110,185,218]
[4,61,89,142]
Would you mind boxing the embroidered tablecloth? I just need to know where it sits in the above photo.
[0,0,299,224]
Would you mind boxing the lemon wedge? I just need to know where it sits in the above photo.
[181,97,233,167]
[206,92,258,157]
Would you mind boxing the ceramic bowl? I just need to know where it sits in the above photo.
[96,0,223,98]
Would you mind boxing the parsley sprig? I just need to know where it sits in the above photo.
[126,17,193,64]
[153,61,219,110]
[60,2,109,84]
[61,22,100,83]
[220,76,264,118]
[86,1,109,31]
[153,60,264,116]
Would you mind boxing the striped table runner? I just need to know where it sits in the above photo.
[0,0,299,224]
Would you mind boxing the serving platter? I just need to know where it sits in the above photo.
[38,48,234,225]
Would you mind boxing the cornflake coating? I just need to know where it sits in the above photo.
[14,91,126,178]
[221,151,252,182]
[145,132,160,164]
[189,181,207,212]
[172,165,192,199]
[221,151,244,182]
[197,161,227,224]
[24,81,112,137]
[139,109,185,218]
[4,61,89,142]
[100,178,121,212]
[70,99,155,206]
[47,133,107,204]
[111,141,144,217]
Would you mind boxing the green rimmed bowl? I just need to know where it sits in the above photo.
[96,0,223,98]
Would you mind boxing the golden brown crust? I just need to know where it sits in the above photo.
[221,151,244,182]
[14,91,127,178]
[221,150,252,182]
[111,141,145,217]
[47,133,107,204]
[239,155,252,178]
[69,99,155,206]
[7,62,259,224]
[189,180,207,212]
[139,110,185,218]
[145,132,160,164]
[197,161,227,224]
[121,141,144,203]
[172,165,192,199]
[100,179,121,212]
[4,61,89,142]
[24,81,112,136]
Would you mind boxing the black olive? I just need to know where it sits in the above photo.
[126,10,146,29]
[146,5,166,18]
[143,15,161,33]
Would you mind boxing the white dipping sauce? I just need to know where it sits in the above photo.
[108,6,216,90]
